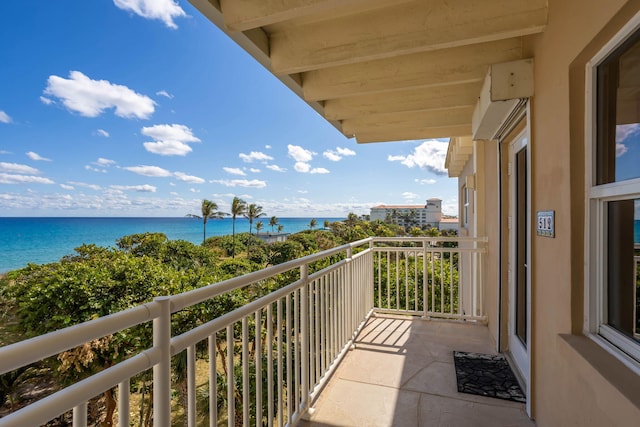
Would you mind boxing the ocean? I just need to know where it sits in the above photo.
[0,217,342,273]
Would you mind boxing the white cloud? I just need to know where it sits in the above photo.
[265,145,272,149]
[40,96,53,105]
[616,143,628,157]
[60,184,74,190]
[96,129,110,137]
[336,147,356,156]
[298,190,308,194]
[223,167,246,176]
[239,151,274,163]
[44,71,155,119]
[249,168,260,173]
[114,0,187,29]
[402,192,419,200]
[85,165,107,173]
[189,188,200,193]
[124,165,172,177]
[0,162,40,175]
[68,181,102,190]
[212,179,267,188]
[142,124,200,156]
[324,146,356,161]
[111,184,157,192]
[0,173,54,184]
[294,162,310,173]
[174,171,205,184]
[144,140,193,156]
[96,158,116,166]
[156,90,173,99]
[615,124,640,157]
[266,164,287,172]
[310,167,330,174]
[323,151,341,162]
[0,110,11,123]
[388,139,448,175]
[288,144,315,162]
[415,178,437,185]
[26,151,51,161]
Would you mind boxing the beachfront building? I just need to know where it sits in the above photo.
[3,1,640,426]
[370,197,443,229]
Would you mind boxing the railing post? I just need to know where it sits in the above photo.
[153,296,171,427]
[118,379,130,427]
[72,402,87,427]
[300,263,310,416]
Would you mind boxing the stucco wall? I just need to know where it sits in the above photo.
[525,0,640,425]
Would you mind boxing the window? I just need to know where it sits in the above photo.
[462,185,470,228]
[589,18,640,363]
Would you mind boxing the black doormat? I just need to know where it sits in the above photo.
[453,351,525,403]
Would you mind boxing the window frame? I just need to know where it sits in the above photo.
[585,10,640,371]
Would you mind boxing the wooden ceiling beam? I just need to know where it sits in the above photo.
[354,125,472,144]
[220,0,398,31]
[270,0,547,74]
[303,38,522,101]
[324,82,482,120]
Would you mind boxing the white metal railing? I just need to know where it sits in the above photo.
[0,236,485,426]
[371,237,487,321]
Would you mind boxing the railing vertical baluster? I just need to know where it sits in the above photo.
[430,249,435,315]
[386,251,390,309]
[320,275,326,375]
[450,251,454,315]
[374,252,382,307]
[395,251,400,310]
[293,288,299,413]
[118,379,130,427]
[311,280,322,388]
[277,299,283,427]
[422,243,428,317]
[153,296,171,427]
[187,344,196,427]
[255,309,262,427]
[226,324,234,427]
[405,249,409,311]
[72,402,87,427]
[286,294,292,424]
[209,334,217,427]
[440,250,444,314]
[242,317,249,427]
[267,304,274,427]
[300,264,310,417]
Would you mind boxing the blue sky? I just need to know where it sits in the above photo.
[0,0,458,218]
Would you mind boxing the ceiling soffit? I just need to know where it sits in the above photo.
[191,0,547,144]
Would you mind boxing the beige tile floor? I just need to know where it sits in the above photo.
[299,314,535,427]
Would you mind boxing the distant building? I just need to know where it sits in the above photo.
[370,198,457,231]
[255,233,290,244]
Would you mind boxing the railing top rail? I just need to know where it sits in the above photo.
[0,237,374,375]
[169,237,372,312]
[372,236,488,243]
[0,300,161,375]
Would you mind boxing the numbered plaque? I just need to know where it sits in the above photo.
[536,210,555,238]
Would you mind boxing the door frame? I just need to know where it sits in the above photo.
[499,110,532,416]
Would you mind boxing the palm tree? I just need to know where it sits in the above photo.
[256,221,264,234]
[230,196,246,258]
[277,224,284,233]
[269,216,279,233]
[187,199,227,243]
[309,218,317,229]
[323,219,330,229]
[245,203,266,235]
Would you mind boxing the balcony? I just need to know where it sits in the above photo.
[0,237,531,426]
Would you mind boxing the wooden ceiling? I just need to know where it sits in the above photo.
[189,0,547,143]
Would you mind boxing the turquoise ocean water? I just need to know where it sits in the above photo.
[0,217,342,273]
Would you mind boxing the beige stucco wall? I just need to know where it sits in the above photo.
[523,0,640,425]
